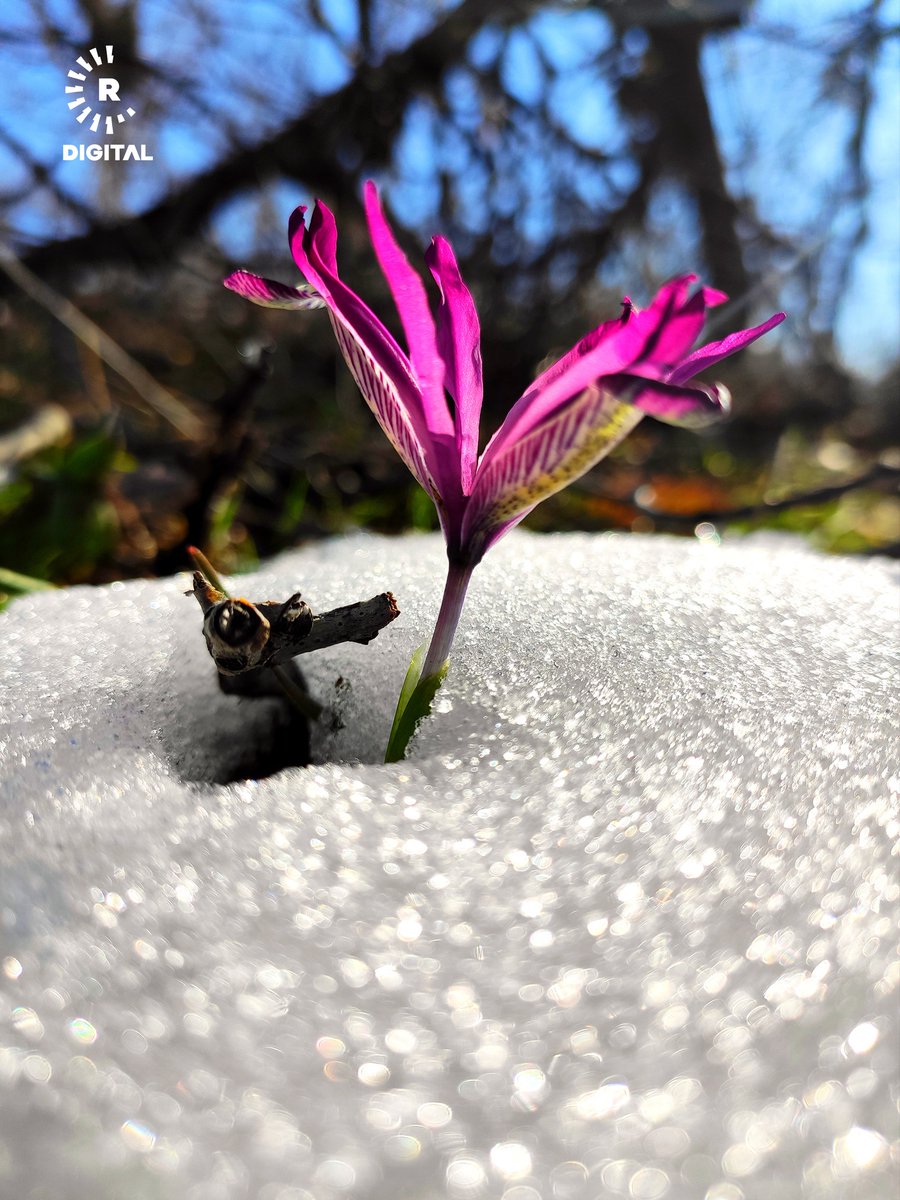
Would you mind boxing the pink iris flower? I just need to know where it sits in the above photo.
[225,182,784,758]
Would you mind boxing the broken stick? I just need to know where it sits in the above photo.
[190,571,400,676]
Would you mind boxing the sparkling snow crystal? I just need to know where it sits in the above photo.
[1,531,897,1199]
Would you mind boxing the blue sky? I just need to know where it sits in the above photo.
[0,0,897,375]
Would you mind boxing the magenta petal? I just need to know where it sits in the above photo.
[670,312,786,384]
[481,278,719,470]
[308,202,339,275]
[223,269,326,310]
[288,202,441,502]
[329,314,447,511]
[645,274,697,315]
[700,285,729,309]
[627,274,701,366]
[425,236,483,494]
[478,313,648,475]
[288,205,329,299]
[514,306,632,411]
[610,373,731,426]
[474,507,538,560]
[290,203,415,400]
[363,184,455,448]
[640,283,728,365]
[464,382,644,563]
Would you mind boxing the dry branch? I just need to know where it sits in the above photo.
[191,571,399,675]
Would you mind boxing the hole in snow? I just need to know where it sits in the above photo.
[157,580,407,781]
[163,668,311,784]
[162,660,395,782]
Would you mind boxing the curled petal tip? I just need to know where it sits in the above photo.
[223,269,325,310]
[623,374,732,427]
[287,204,309,246]
[223,269,246,292]
[223,268,273,300]
[702,286,729,308]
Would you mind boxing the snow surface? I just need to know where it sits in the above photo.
[1,531,898,1200]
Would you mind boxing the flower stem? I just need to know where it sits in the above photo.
[420,560,474,680]
[384,560,474,762]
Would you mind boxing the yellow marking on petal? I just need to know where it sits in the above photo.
[474,388,643,529]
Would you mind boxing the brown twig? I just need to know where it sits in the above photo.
[187,549,322,722]
[190,571,399,675]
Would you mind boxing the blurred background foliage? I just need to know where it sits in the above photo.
[0,0,897,603]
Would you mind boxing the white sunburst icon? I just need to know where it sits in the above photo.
[66,46,136,136]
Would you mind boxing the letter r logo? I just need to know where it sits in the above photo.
[66,47,139,136]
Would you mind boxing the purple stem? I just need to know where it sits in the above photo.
[420,560,475,680]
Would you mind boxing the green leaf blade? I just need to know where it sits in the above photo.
[385,646,448,763]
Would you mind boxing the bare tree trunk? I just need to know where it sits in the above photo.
[631,25,752,305]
